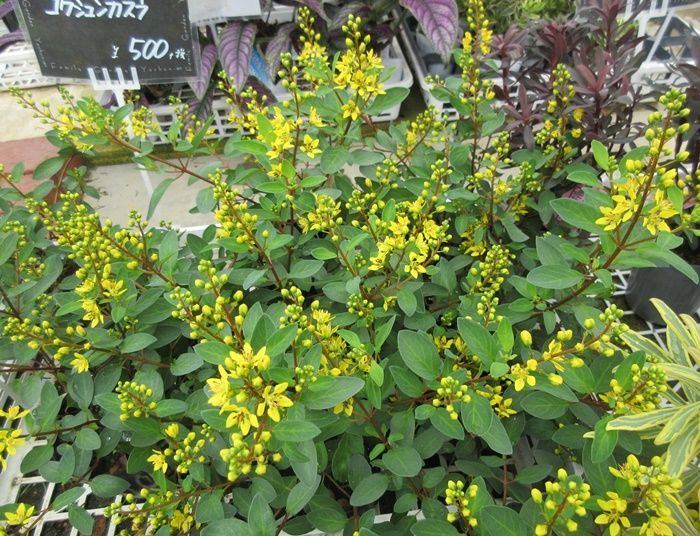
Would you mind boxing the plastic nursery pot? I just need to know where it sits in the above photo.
[624,266,700,324]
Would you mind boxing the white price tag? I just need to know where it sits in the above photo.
[188,0,262,23]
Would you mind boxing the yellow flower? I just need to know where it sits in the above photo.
[0,406,29,421]
[643,190,677,235]
[225,343,271,378]
[70,353,90,374]
[573,108,584,122]
[4,503,35,526]
[102,278,126,299]
[302,134,322,159]
[510,359,538,391]
[165,423,180,439]
[170,503,194,532]
[257,383,293,422]
[595,492,630,536]
[342,100,361,121]
[81,298,104,328]
[206,365,234,408]
[334,399,354,416]
[309,107,325,128]
[222,404,259,435]
[0,429,26,468]
[148,450,168,473]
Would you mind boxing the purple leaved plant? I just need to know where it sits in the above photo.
[399,0,459,62]
[219,21,257,92]
[189,44,217,101]
[265,23,295,79]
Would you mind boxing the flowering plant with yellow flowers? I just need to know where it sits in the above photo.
[0,2,698,536]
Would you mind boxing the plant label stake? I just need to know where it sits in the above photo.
[87,66,155,198]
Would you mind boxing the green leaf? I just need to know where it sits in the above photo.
[248,493,275,536]
[68,505,94,535]
[390,366,424,397]
[226,139,268,156]
[369,361,384,386]
[521,391,569,419]
[288,259,324,279]
[515,464,552,484]
[195,490,225,523]
[274,420,321,442]
[320,147,349,174]
[20,445,54,473]
[410,519,459,536]
[430,409,464,440]
[457,319,499,368]
[591,140,610,170]
[301,175,327,188]
[461,396,493,436]
[302,376,364,410]
[155,399,188,417]
[311,247,337,260]
[477,505,528,536]
[120,333,157,353]
[34,156,65,180]
[201,520,252,536]
[397,288,417,316]
[255,181,286,194]
[366,87,410,114]
[90,475,130,498]
[383,447,423,477]
[0,233,19,265]
[266,324,298,357]
[171,353,203,376]
[147,178,175,219]
[75,428,101,451]
[307,508,346,533]
[194,340,229,365]
[286,475,321,516]
[591,417,618,463]
[397,330,441,380]
[527,265,584,290]
[550,198,603,233]
[51,487,86,511]
[567,170,601,187]
[350,474,389,507]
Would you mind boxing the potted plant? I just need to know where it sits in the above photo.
[0,2,698,534]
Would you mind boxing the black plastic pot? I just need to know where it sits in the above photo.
[625,266,700,324]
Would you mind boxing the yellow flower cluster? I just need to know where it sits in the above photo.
[106,488,198,535]
[369,162,451,281]
[535,64,581,172]
[299,194,342,234]
[603,363,667,415]
[296,8,328,81]
[596,89,689,235]
[459,0,495,107]
[116,381,157,421]
[171,258,246,342]
[432,376,472,419]
[147,423,214,475]
[445,480,479,528]
[205,341,293,479]
[467,244,513,324]
[334,14,384,119]
[598,455,682,536]
[531,468,591,535]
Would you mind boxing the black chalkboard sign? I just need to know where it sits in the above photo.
[15,0,198,82]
